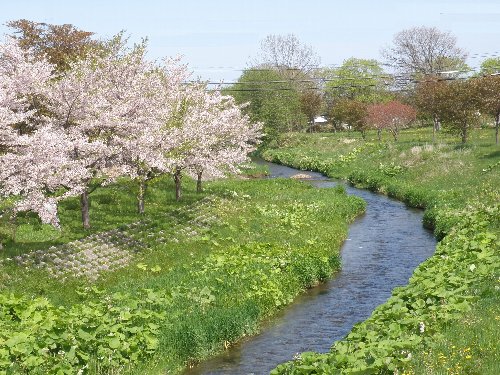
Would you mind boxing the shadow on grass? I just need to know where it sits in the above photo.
[453,143,475,151]
[0,175,204,258]
[480,150,500,159]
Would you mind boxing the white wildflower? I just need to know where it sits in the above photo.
[419,321,425,333]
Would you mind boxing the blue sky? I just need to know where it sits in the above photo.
[1,0,499,82]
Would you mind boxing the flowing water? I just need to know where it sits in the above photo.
[184,161,436,375]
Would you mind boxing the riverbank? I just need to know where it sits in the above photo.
[261,128,499,374]
[0,173,365,374]
[184,161,436,375]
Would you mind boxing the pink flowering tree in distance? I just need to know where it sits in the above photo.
[366,103,388,142]
[367,101,417,141]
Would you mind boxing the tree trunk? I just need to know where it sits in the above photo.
[495,113,499,145]
[137,180,146,214]
[9,210,18,242]
[393,129,398,141]
[197,170,203,193]
[81,190,90,229]
[174,167,182,201]
[434,114,441,132]
[432,125,435,142]
[432,115,438,142]
[461,126,468,144]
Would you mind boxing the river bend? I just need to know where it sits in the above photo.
[184,161,436,375]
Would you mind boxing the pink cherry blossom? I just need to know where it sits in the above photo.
[1,36,262,228]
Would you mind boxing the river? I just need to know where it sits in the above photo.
[184,161,436,375]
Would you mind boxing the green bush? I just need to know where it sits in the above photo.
[0,288,168,374]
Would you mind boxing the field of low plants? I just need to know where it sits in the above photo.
[261,127,499,374]
[0,170,365,374]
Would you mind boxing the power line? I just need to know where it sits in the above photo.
[199,71,499,93]
[221,87,320,92]
[186,70,474,88]
[189,51,500,73]
[181,60,500,93]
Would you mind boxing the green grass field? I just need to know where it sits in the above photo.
[1,126,498,374]
[0,167,365,374]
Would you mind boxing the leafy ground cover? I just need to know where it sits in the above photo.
[0,170,364,374]
[410,279,499,375]
[261,127,499,374]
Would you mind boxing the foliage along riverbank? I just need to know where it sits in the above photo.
[0,172,365,374]
[261,128,499,374]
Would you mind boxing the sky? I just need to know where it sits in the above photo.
[1,0,500,82]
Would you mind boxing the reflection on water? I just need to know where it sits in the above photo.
[184,161,436,375]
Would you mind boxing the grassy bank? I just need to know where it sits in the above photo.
[0,170,365,374]
[261,128,499,374]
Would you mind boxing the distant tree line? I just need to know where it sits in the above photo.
[226,27,500,145]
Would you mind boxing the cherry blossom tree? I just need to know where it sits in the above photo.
[0,127,89,227]
[0,37,53,151]
[185,91,262,193]
[166,84,262,199]
[0,38,65,226]
[120,57,191,213]
[42,44,118,228]
[366,101,416,141]
[43,37,170,227]
[366,104,386,141]
[1,35,262,230]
